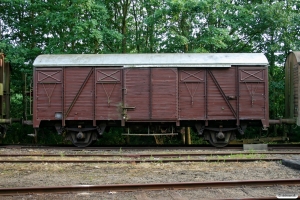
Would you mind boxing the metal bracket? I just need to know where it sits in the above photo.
[96,123,106,136]
[123,126,178,136]
[121,106,135,122]
[66,127,97,132]
[122,106,136,110]
[237,126,244,135]
[55,124,64,135]
[195,123,204,135]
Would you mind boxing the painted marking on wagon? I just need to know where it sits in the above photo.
[180,70,204,82]
[240,70,264,81]
[97,70,120,82]
[101,83,117,106]
[38,71,61,82]
[42,83,57,104]
[184,82,200,106]
[244,82,261,107]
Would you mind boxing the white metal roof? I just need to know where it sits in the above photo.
[33,53,268,68]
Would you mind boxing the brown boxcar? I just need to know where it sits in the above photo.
[33,53,269,147]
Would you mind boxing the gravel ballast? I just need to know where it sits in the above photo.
[0,148,299,199]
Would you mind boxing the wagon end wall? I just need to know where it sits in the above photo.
[285,51,300,126]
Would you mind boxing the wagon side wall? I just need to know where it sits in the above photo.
[33,64,269,129]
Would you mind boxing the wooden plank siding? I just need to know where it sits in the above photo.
[33,65,269,128]
[178,69,205,120]
[34,68,63,127]
[95,68,122,121]
[239,67,268,119]
[63,67,94,122]
[124,68,151,120]
[206,68,237,120]
[151,68,177,120]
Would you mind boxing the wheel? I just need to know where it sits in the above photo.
[68,131,98,147]
[205,131,232,148]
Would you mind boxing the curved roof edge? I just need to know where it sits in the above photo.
[287,51,300,64]
[33,53,269,67]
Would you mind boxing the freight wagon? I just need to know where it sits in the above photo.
[32,53,271,147]
[0,53,11,139]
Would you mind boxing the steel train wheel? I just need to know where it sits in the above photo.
[68,131,98,147]
[205,131,232,148]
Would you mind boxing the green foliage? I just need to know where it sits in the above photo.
[5,124,34,144]
[190,128,208,145]
[1,0,300,144]
[97,128,127,145]
[269,66,285,119]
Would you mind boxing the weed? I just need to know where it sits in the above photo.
[260,154,266,159]
[59,151,65,157]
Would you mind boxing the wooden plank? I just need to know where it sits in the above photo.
[124,68,150,120]
[95,68,122,120]
[179,69,205,120]
[151,68,178,120]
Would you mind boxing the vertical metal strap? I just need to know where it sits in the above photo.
[149,68,152,119]
[93,69,96,126]
[62,68,65,126]
[121,69,128,126]
[205,69,207,119]
[236,67,240,126]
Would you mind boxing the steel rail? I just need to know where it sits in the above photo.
[0,179,299,196]
[1,145,299,151]
[1,145,243,150]
[0,158,282,163]
[222,197,300,200]
[0,151,299,157]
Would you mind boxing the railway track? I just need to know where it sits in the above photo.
[1,147,299,163]
[0,179,299,197]
[0,158,284,163]
[0,151,299,157]
[1,144,300,151]
[1,151,299,163]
